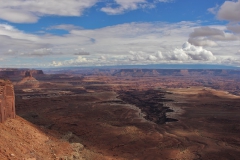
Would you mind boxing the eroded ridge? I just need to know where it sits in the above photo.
[118,89,177,124]
[0,79,15,123]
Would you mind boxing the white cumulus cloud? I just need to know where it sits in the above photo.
[181,42,216,61]
[146,42,215,62]
[0,0,98,23]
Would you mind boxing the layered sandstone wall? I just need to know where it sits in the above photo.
[0,80,15,123]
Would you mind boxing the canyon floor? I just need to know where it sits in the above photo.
[8,72,240,160]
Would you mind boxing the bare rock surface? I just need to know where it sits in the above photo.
[0,79,15,123]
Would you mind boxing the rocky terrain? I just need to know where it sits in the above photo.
[1,68,240,159]
[0,116,73,160]
[117,89,177,124]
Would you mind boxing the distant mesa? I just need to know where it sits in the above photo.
[25,70,33,77]
[113,69,240,77]
[17,71,40,88]
[27,69,44,77]
[0,79,15,123]
[0,69,44,81]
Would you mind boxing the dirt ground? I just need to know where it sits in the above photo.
[0,116,72,160]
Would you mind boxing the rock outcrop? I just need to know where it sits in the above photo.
[16,71,40,88]
[0,79,15,123]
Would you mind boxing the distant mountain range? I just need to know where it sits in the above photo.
[41,64,240,71]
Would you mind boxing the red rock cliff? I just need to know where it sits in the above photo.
[0,80,15,123]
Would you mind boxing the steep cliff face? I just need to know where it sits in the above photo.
[0,80,15,123]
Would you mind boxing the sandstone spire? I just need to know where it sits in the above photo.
[0,79,15,123]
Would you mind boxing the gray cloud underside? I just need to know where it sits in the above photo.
[74,52,90,55]
[217,0,240,22]
[188,26,239,47]
[227,24,240,34]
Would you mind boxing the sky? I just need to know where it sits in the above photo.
[0,0,239,68]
